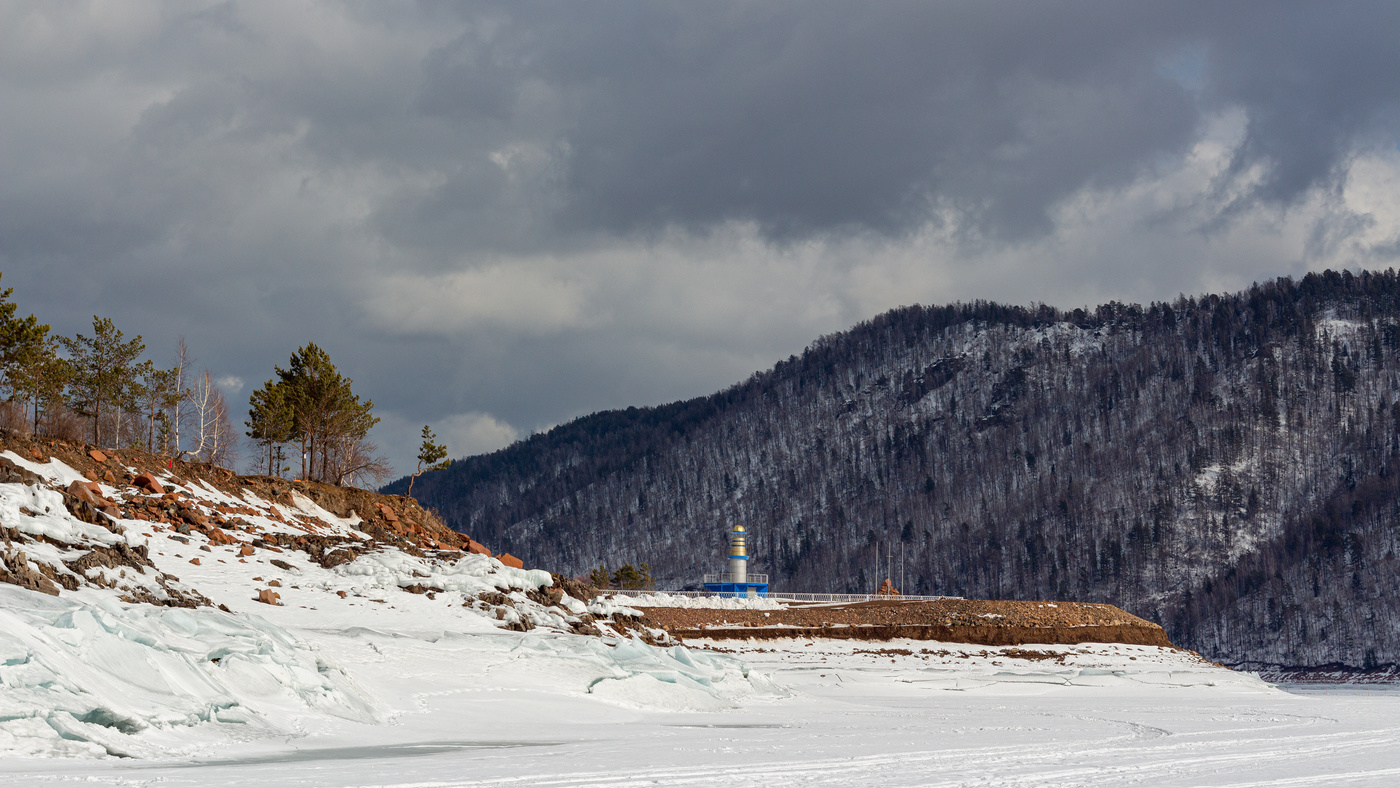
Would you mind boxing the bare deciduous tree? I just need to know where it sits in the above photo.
[184,369,237,468]
[171,337,192,454]
[325,435,391,488]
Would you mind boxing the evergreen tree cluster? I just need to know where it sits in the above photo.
[397,269,1400,669]
[245,343,386,486]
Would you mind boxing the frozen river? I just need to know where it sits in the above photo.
[5,628,1399,788]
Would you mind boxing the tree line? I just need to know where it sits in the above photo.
[0,275,235,464]
[0,273,414,488]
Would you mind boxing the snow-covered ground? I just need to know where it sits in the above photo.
[6,624,1400,787]
[5,455,1400,786]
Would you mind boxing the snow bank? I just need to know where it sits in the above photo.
[0,577,784,759]
[0,585,381,759]
[0,483,125,548]
[585,640,786,711]
[0,466,788,761]
[0,451,89,487]
[335,549,552,596]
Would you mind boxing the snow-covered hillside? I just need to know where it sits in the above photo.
[0,446,762,759]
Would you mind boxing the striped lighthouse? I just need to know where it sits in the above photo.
[728,524,748,584]
[703,523,768,597]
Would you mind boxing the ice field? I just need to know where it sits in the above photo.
[4,610,1400,788]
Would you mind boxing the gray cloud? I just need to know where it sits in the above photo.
[2,1,1399,474]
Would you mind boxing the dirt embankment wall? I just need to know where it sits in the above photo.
[636,598,1174,648]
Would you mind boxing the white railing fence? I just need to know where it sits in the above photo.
[599,589,961,603]
[702,573,769,585]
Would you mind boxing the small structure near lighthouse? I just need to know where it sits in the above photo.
[703,524,769,598]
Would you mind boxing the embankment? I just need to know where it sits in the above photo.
[636,598,1174,647]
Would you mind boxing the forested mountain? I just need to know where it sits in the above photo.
[390,270,1400,669]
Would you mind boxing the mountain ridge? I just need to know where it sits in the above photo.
[393,269,1400,668]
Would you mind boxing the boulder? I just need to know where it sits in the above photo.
[466,539,492,557]
[0,458,41,485]
[63,486,111,527]
[257,588,282,605]
[320,548,356,568]
[499,553,524,569]
[206,528,236,546]
[239,544,255,557]
[133,473,164,494]
[88,449,107,463]
[65,480,103,505]
[0,549,60,596]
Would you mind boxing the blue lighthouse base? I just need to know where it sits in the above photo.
[702,582,769,598]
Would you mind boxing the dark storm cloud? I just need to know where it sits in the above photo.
[405,2,1399,243]
[2,1,1399,472]
[533,3,1201,240]
[1202,4,1400,204]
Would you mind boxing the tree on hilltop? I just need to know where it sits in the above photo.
[271,342,385,486]
[170,338,193,453]
[0,275,50,383]
[185,368,237,466]
[0,277,68,434]
[406,424,451,496]
[9,339,70,435]
[60,316,144,446]
[131,361,180,453]
[246,379,294,476]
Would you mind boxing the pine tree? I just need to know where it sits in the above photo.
[274,343,380,484]
[0,274,62,432]
[10,342,70,435]
[611,563,653,590]
[406,424,451,496]
[60,316,145,446]
[133,362,180,453]
[246,380,294,476]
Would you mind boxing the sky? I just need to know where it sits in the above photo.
[3,1,1400,475]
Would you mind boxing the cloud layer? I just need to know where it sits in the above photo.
[3,1,1399,473]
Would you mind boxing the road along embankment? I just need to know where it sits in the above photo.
[634,598,1174,647]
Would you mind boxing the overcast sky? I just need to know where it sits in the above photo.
[4,1,1400,475]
